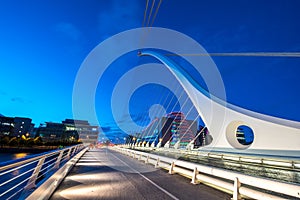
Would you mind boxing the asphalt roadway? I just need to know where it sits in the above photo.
[50,148,231,200]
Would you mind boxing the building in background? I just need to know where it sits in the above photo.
[13,117,33,137]
[0,115,33,138]
[194,125,213,148]
[140,112,197,147]
[0,116,99,145]
[140,117,172,146]
[62,119,99,144]
[36,119,99,144]
[0,116,14,137]
[36,122,69,143]
[167,112,197,146]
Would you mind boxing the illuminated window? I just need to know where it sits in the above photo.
[66,126,76,131]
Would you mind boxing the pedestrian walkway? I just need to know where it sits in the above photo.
[50,148,231,200]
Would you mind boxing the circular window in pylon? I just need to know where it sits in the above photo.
[226,121,254,149]
[236,125,254,145]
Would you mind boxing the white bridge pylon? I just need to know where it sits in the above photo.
[140,50,300,151]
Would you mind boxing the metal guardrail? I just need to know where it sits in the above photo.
[129,145,300,170]
[26,146,88,200]
[114,147,300,200]
[0,144,85,200]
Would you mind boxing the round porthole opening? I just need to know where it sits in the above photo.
[236,125,254,145]
[226,121,255,149]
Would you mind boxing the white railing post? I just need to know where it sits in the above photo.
[155,158,160,168]
[291,161,295,169]
[169,162,175,174]
[174,140,180,149]
[138,154,142,161]
[66,148,72,160]
[71,146,78,156]
[74,145,79,154]
[24,157,46,190]
[145,155,149,164]
[191,167,198,184]
[156,141,162,148]
[54,151,64,169]
[151,142,155,148]
[232,177,241,200]
[164,141,170,148]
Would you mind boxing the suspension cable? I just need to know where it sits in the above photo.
[146,0,156,27]
[148,82,182,144]
[150,0,162,27]
[165,90,193,144]
[166,52,300,57]
[142,0,149,27]
[143,79,172,144]
[160,86,187,142]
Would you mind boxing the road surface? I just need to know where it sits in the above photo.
[50,148,231,200]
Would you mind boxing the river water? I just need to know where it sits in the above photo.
[0,152,32,163]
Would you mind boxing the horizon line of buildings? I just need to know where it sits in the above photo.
[0,115,99,144]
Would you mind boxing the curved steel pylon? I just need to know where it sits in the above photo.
[140,50,300,156]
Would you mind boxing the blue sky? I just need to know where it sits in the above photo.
[0,0,299,142]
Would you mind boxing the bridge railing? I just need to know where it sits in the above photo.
[114,147,300,200]
[0,144,86,200]
[127,145,300,170]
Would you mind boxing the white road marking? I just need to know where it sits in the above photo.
[109,150,179,200]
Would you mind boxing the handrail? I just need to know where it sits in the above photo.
[0,151,58,172]
[114,147,300,199]
[0,144,85,200]
[26,147,88,200]
[128,145,300,170]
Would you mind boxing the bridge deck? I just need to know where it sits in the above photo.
[50,148,231,200]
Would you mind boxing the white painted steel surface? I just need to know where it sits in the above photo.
[140,51,300,153]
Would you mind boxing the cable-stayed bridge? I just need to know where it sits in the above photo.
[1,50,300,200]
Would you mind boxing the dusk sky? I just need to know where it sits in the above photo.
[0,0,299,142]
